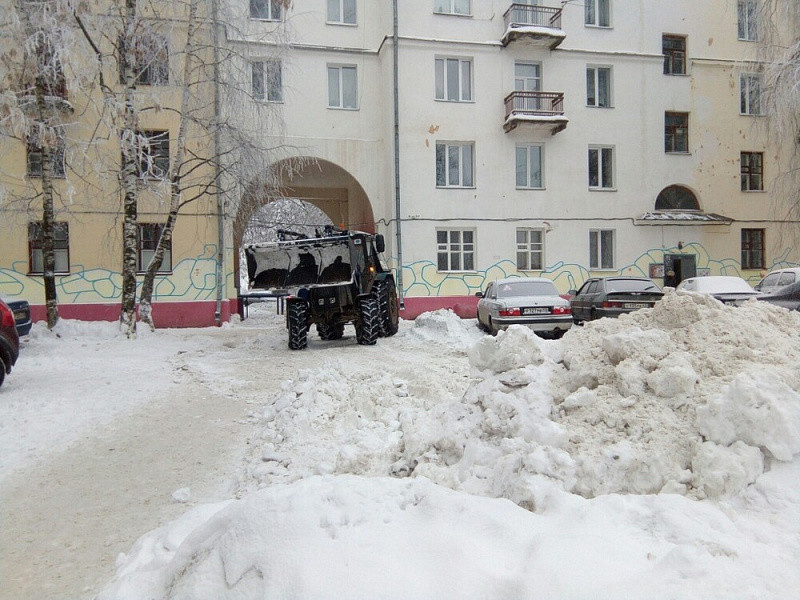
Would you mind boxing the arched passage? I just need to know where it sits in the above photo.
[232,157,377,293]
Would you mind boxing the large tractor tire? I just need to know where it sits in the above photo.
[355,297,379,346]
[287,301,309,350]
[317,320,345,340]
[375,280,400,337]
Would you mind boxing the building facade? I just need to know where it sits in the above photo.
[0,0,796,324]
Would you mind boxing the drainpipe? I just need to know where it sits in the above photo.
[393,0,404,307]
[212,0,224,325]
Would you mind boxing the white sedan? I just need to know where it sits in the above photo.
[476,277,572,338]
[676,275,760,306]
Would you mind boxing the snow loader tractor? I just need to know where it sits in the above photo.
[245,227,400,350]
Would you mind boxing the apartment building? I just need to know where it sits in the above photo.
[240,0,794,316]
[0,0,794,324]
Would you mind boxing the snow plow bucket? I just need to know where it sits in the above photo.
[245,237,353,291]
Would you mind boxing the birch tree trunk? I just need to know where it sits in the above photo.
[119,0,139,338]
[138,0,197,330]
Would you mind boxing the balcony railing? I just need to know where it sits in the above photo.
[502,4,565,48]
[503,91,567,133]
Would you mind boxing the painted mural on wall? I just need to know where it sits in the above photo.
[0,245,221,304]
[398,242,799,297]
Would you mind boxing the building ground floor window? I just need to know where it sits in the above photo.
[436,229,475,272]
[28,221,70,274]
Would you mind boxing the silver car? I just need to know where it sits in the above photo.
[476,277,572,338]
[676,275,760,306]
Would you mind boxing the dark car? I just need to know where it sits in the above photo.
[757,280,800,311]
[570,277,664,324]
[0,299,20,388]
[7,299,32,336]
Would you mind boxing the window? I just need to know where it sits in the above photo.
[27,126,66,178]
[435,57,473,102]
[136,130,170,179]
[588,146,614,189]
[665,112,689,153]
[28,36,67,98]
[740,73,763,115]
[589,229,614,269]
[738,0,758,41]
[586,66,612,107]
[327,0,356,24]
[516,228,544,271]
[328,64,358,109]
[138,223,172,272]
[250,0,282,20]
[585,0,610,27]
[437,229,475,271]
[741,229,764,269]
[434,0,470,16]
[28,221,69,274]
[516,144,543,188]
[663,35,686,75]
[655,185,700,211]
[436,142,474,187]
[741,152,763,191]
[252,60,282,102]
[120,34,169,85]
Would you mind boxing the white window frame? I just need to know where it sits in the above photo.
[516,228,545,271]
[740,73,763,116]
[589,229,615,270]
[249,0,282,21]
[437,229,476,272]
[585,0,610,27]
[327,64,358,110]
[434,0,471,16]
[251,60,283,102]
[588,145,614,189]
[737,0,758,41]
[516,144,544,189]
[327,0,357,25]
[436,142,475,188]
[435,57,473,102]
[586,65,612,108]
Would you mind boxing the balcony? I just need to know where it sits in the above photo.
[504,91,567,134]
[502,4,566,49]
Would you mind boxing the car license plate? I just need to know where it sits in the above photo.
[13,309,26,320]
[623,303,649,309]
[523,307,550,315]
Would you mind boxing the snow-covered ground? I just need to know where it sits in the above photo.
[2,293,799,599]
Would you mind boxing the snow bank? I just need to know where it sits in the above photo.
[237,293,800,505]
[100,296,800,599]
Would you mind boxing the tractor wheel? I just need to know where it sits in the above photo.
[355,297,379,346]
[375,280,400,337]
[317,321,344,340]
[287,301,309,350]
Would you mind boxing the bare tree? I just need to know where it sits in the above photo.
[0,0,86,328]
[759,1,800,229]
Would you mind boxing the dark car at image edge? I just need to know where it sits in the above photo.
[0,299,20,388]
[7,299,32,336]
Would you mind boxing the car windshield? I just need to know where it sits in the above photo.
[606,279,661,293]
[496,281,558,298]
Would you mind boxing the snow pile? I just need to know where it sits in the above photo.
[97,293,800,599]
[239,293,800,506]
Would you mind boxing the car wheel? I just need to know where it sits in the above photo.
[487,317,498,336]
[0,356,5,388]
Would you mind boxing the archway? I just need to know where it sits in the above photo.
[233,157,377,293]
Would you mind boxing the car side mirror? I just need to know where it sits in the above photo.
[475,291,484,298]
[375,234,385,254]
[568,289,577,296]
